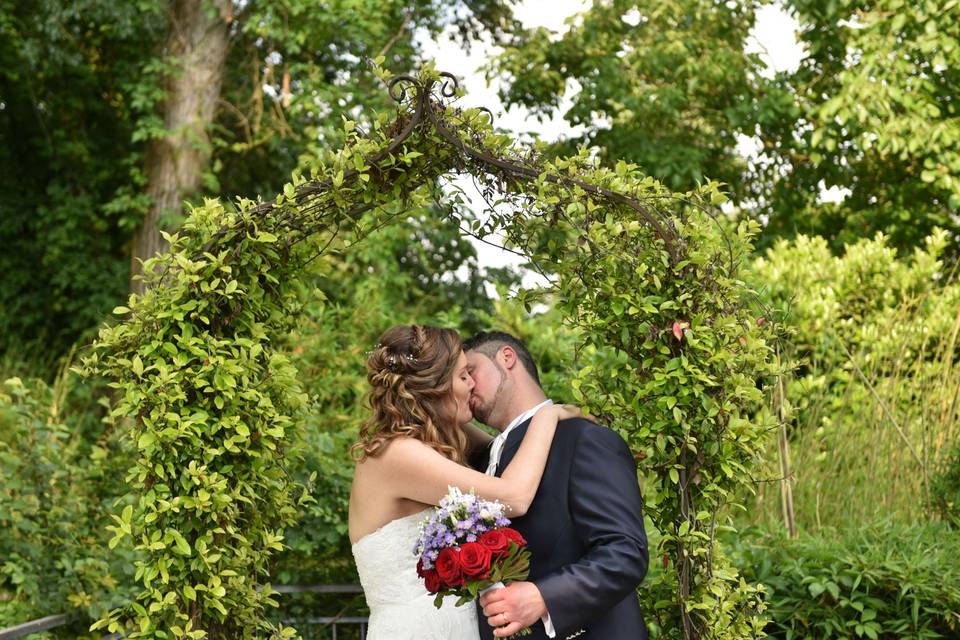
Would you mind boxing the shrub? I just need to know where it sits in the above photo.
[745,231,960,530]
[0,374,136,633]
[930,445,960,527]
[731,522,960,639]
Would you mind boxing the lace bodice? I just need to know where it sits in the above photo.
[352,509,479,639]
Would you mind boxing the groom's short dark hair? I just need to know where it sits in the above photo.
[463,331,541,386]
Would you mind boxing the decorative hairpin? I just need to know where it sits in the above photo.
[386,353,417,372]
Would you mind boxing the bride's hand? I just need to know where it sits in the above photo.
[548,403,597,422]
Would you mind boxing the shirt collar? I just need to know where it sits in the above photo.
[500,399,553,440]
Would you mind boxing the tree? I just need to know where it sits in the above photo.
[0,0,517,364]
[130,0,232,295]
[490,0,767,202]
[757,0,960,253]
[490,0,960,254]
[0,0,167,365]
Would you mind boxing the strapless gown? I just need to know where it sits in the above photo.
[351,509,480,640]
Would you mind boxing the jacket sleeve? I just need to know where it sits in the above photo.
[532,424,648,634]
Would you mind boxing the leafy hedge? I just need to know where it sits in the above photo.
[0,375,136,632]
[745,231,960,530]
[931,445,960,527]
[731,522,960,639]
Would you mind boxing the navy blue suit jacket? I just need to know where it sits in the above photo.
[473,417,648,640]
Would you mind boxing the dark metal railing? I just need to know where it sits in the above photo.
[274,585,367,640]
[0,614,69,640]
[0,585,367,639]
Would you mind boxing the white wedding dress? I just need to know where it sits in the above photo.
[352,509,480,640]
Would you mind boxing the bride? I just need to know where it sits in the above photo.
[348,325,580,640]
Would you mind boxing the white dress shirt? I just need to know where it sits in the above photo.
[484,398,557,637]
[485,399,554,474]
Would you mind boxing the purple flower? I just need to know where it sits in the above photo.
[414,486,515,567]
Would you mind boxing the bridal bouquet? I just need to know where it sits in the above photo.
[413,487,532,634]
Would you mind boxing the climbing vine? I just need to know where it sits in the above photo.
[81,65,775,639]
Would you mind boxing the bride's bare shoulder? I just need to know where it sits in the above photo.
[380,436,433,457]
[360,437,432,467]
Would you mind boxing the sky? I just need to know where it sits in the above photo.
[418,1,805,279]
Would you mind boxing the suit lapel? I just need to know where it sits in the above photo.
[494,417,533,477]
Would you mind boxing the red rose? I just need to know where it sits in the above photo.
[479,529,510,556]
[435,547,463,587]
[416,557,425,578]
[459,542,492,579]
[423,569,441,594]
[501,527,527,547]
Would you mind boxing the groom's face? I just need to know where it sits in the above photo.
[465,349,508,428]
[451,350,476,425]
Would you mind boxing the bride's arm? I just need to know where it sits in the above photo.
[380,405,581,515]
[463,422,494,449]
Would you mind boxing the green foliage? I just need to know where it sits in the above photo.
[760,0,960,252]
[489,0,766,201]
[0,0,167,363]
[0,374,136,632]
[489,0,960,256]
[744,231,960,531]
[539,176,774,636]
[930,445,960,527]
[79,218,318,638]
[730,522,960,639]
[76,66,469,637]
[214,0,517,202]
[79,65,775,639]
[464,117,777,633]
[0,0,516,367]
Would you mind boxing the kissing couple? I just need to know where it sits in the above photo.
[349,325,649,640]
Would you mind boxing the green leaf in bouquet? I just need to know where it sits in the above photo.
[467,581,482,598]
[497,544,531,583]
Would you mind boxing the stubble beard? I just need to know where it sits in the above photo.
[472,364,508,428]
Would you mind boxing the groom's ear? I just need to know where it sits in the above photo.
[499,345,518,371]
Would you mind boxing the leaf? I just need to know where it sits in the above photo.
[169,529,192,556]
[138,431,156,449]
[826,581,840,599]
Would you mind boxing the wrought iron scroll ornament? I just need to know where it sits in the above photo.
[382,71,684,262]
[196,69,717,269]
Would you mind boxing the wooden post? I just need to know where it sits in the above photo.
[775,346,797,538]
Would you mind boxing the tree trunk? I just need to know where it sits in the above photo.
[130,0,232,295]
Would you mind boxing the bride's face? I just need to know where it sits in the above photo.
[451,350,475,425]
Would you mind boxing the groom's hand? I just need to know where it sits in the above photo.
[480,581,547,638]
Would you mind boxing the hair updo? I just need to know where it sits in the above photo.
[352,325,468,463]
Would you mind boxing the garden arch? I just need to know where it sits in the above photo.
[84,68,773,640]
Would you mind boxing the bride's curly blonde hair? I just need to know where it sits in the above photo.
[352,325,468,464]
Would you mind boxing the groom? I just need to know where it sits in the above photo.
[464,331,649,640]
